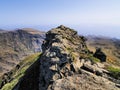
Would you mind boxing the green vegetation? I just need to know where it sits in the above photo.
[107,66,120,79]
[70,53,76,62]
[66,47,74,53]
[1,53,41,90]
[67,37,74,43]
[88,54,100,63]
[64,35,75,44]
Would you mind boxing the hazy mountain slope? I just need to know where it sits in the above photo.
[0,29,45,76]
[86,36,120,66]
[0,30,4,32]
[0,29,7,33]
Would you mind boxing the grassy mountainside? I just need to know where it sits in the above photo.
[1,53,41,90]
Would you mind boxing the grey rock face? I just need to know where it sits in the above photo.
[39,25,119,90]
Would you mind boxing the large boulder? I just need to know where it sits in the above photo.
[94,48,106,62]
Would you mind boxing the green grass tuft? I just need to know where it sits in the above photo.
[88,54,100,63]
[107,66,120,79]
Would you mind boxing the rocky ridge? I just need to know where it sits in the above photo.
[5,26,120,90]
[39,25,119,90]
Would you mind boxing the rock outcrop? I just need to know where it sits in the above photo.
[94,48,106,62]
[39,25,119,90]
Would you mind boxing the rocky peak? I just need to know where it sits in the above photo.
[39,26,119,90]
[48,25,77,36]
[42,25,87,53]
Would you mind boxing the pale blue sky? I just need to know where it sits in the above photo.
[0,0,120,38]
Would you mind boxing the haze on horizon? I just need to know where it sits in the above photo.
[0,0,120,38]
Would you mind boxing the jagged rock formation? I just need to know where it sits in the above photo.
[0,28,45,76]
[39,25,119,90]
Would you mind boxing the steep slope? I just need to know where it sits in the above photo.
[1,53,41,90]
[86,36,120,66]
[0,29,45,76]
